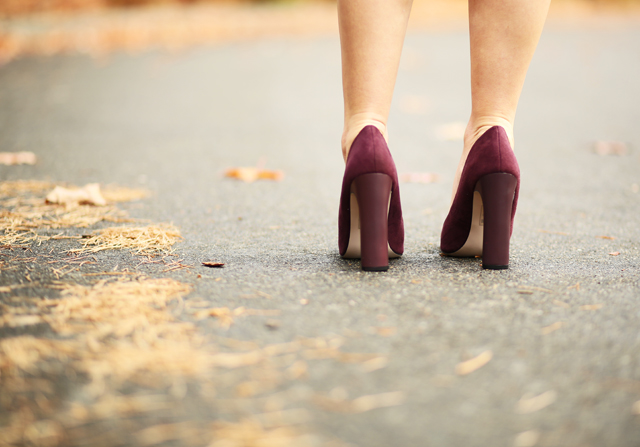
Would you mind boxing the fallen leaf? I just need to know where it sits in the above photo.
[541,321,563,335]
[399,172,440,183]
[609,251,620,256]
[374,326,397,337]
[594,140,628,156]
[596,235,616,240]
[350,391,405,413]
[0,151,37,165]
[515,390,557,414]
[581,304,604,311]
[455,350,493,376]
[513,430,541,447]
[361,356,388,373]
[224,167,284,183]
[202,262,225,268]
[45,183,106,206]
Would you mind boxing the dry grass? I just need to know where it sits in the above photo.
[0,180,53,197]
[0,277,311,444]
[0,275,398,445]
[0,181,161,250]
[209,419,314,447]
[70,224,182,254]
[0,200,129,245]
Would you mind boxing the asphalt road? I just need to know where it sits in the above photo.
[1,17,640,447]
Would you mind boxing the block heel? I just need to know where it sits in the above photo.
[440,126,520,269]
[476,173,518,269]
[352,173,393,271]
[339,125,404,271]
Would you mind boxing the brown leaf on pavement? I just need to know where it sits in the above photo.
[202,262,225,268]
[513,430,541,447]
[596,235,616,240]
[515,390,557,414]
[609,251,620,256]
[224,167,284,183]
[541,321,563,335]
[0,151,37,165]
[455,350,493,376]
[46,183,107,206]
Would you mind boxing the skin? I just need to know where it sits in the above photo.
[338,0,551,198]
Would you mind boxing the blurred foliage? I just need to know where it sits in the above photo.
[0,0,331,17]
[0,0,638,17]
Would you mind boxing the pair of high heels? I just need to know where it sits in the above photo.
[338,125,519,271]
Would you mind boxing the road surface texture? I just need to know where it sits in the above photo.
[1,10,639,447]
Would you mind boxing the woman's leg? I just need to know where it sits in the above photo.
[452,0,550,197]
[338,0,413,161]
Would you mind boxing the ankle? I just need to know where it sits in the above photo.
[449,117,514,203]
[464,117,514,152]
[342,114,388,161]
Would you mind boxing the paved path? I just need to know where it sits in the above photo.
[1,18,639,447]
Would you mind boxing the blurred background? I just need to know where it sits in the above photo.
[2,0,639,64]
[2,0,640,446]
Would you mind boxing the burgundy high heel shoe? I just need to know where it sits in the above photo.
[339,125,404,271]
[440,126,520,269]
